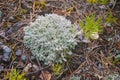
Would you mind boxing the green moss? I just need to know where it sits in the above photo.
[4,69,26,80]
[34,1,46,8]
[109,54,120,65]
[87,0,109,4]
[105,12,118,24]
[52,63,64,75]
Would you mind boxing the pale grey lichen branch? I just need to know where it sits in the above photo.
[23,14,77,64]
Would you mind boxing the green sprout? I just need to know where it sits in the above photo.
[79,14,103,40]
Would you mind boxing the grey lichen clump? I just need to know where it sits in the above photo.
[23,14,77,64]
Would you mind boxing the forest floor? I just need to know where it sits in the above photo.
[0,0,120,80]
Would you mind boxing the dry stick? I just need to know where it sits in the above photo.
[112,0,117,9]
[9,57,17,69]
[18,0,21,10]
[0,34,9,41]
[30,1,35,22]
[27,65,51,75]
[99,51,118,75]
[85,50,103,79]
[11,37,23,43]
[90,53,103,75]
[33,1,35,15]
[0,21,4,27]
[36,57,47,80]
[68,61,86,80]
[66,61,72,74]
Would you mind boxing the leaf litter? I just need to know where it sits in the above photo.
[0,0,120,80]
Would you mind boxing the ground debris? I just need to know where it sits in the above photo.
[0,0,120,80]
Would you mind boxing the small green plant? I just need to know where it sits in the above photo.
[87,0,98,3]
[79,14,103,40]
[109,54,120,65]
[52,63,64,75]
[34,1,46,9]
[105,12,118,24]
[24,14,77,64]
[4,69,26,80]
[87,0,109,4]
[99,0,109,4]
[18,8,27,15]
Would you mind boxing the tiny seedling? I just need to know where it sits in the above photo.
[79,14,103,40]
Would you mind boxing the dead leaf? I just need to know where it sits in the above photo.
[40,71,51,80]
[53,9,65,16]
[116,41,120,50]
[117,19,120,26]
[105,27,113,34]
[64,7,74,15]
[96,73,103,80]
[23,63,32,73]
[32,64,39,71]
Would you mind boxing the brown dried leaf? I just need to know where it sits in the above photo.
[53,9,65,16]
[23,63,32,73]
[105,27,113,34]
[39,71,51,80]
[116,41,120,50]
[64,7,74,15]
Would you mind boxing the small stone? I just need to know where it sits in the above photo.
[32,64,39,71]
[0,65,4,72]
[0,11,2,20]
[9,16,14,20]
[3,52,11,62]
[21,54,28,62]
[17,62,25,68]
[13,61,18,67]
[90,32,99,40]
[0,42,3,45]
[0,55,2,61]
[30,56,36,61]
[9,16,17,22]
[105,23,111,27]
[0,31,6,38]
[107,38,113,41]
[23,63,32,73]
[16,50,22,56]
[79,57,85,62]
[3,46,11,53]
[99,5,106,9]
[116,54,120,58]
[98,63,102,71]
[2,46,12,62]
